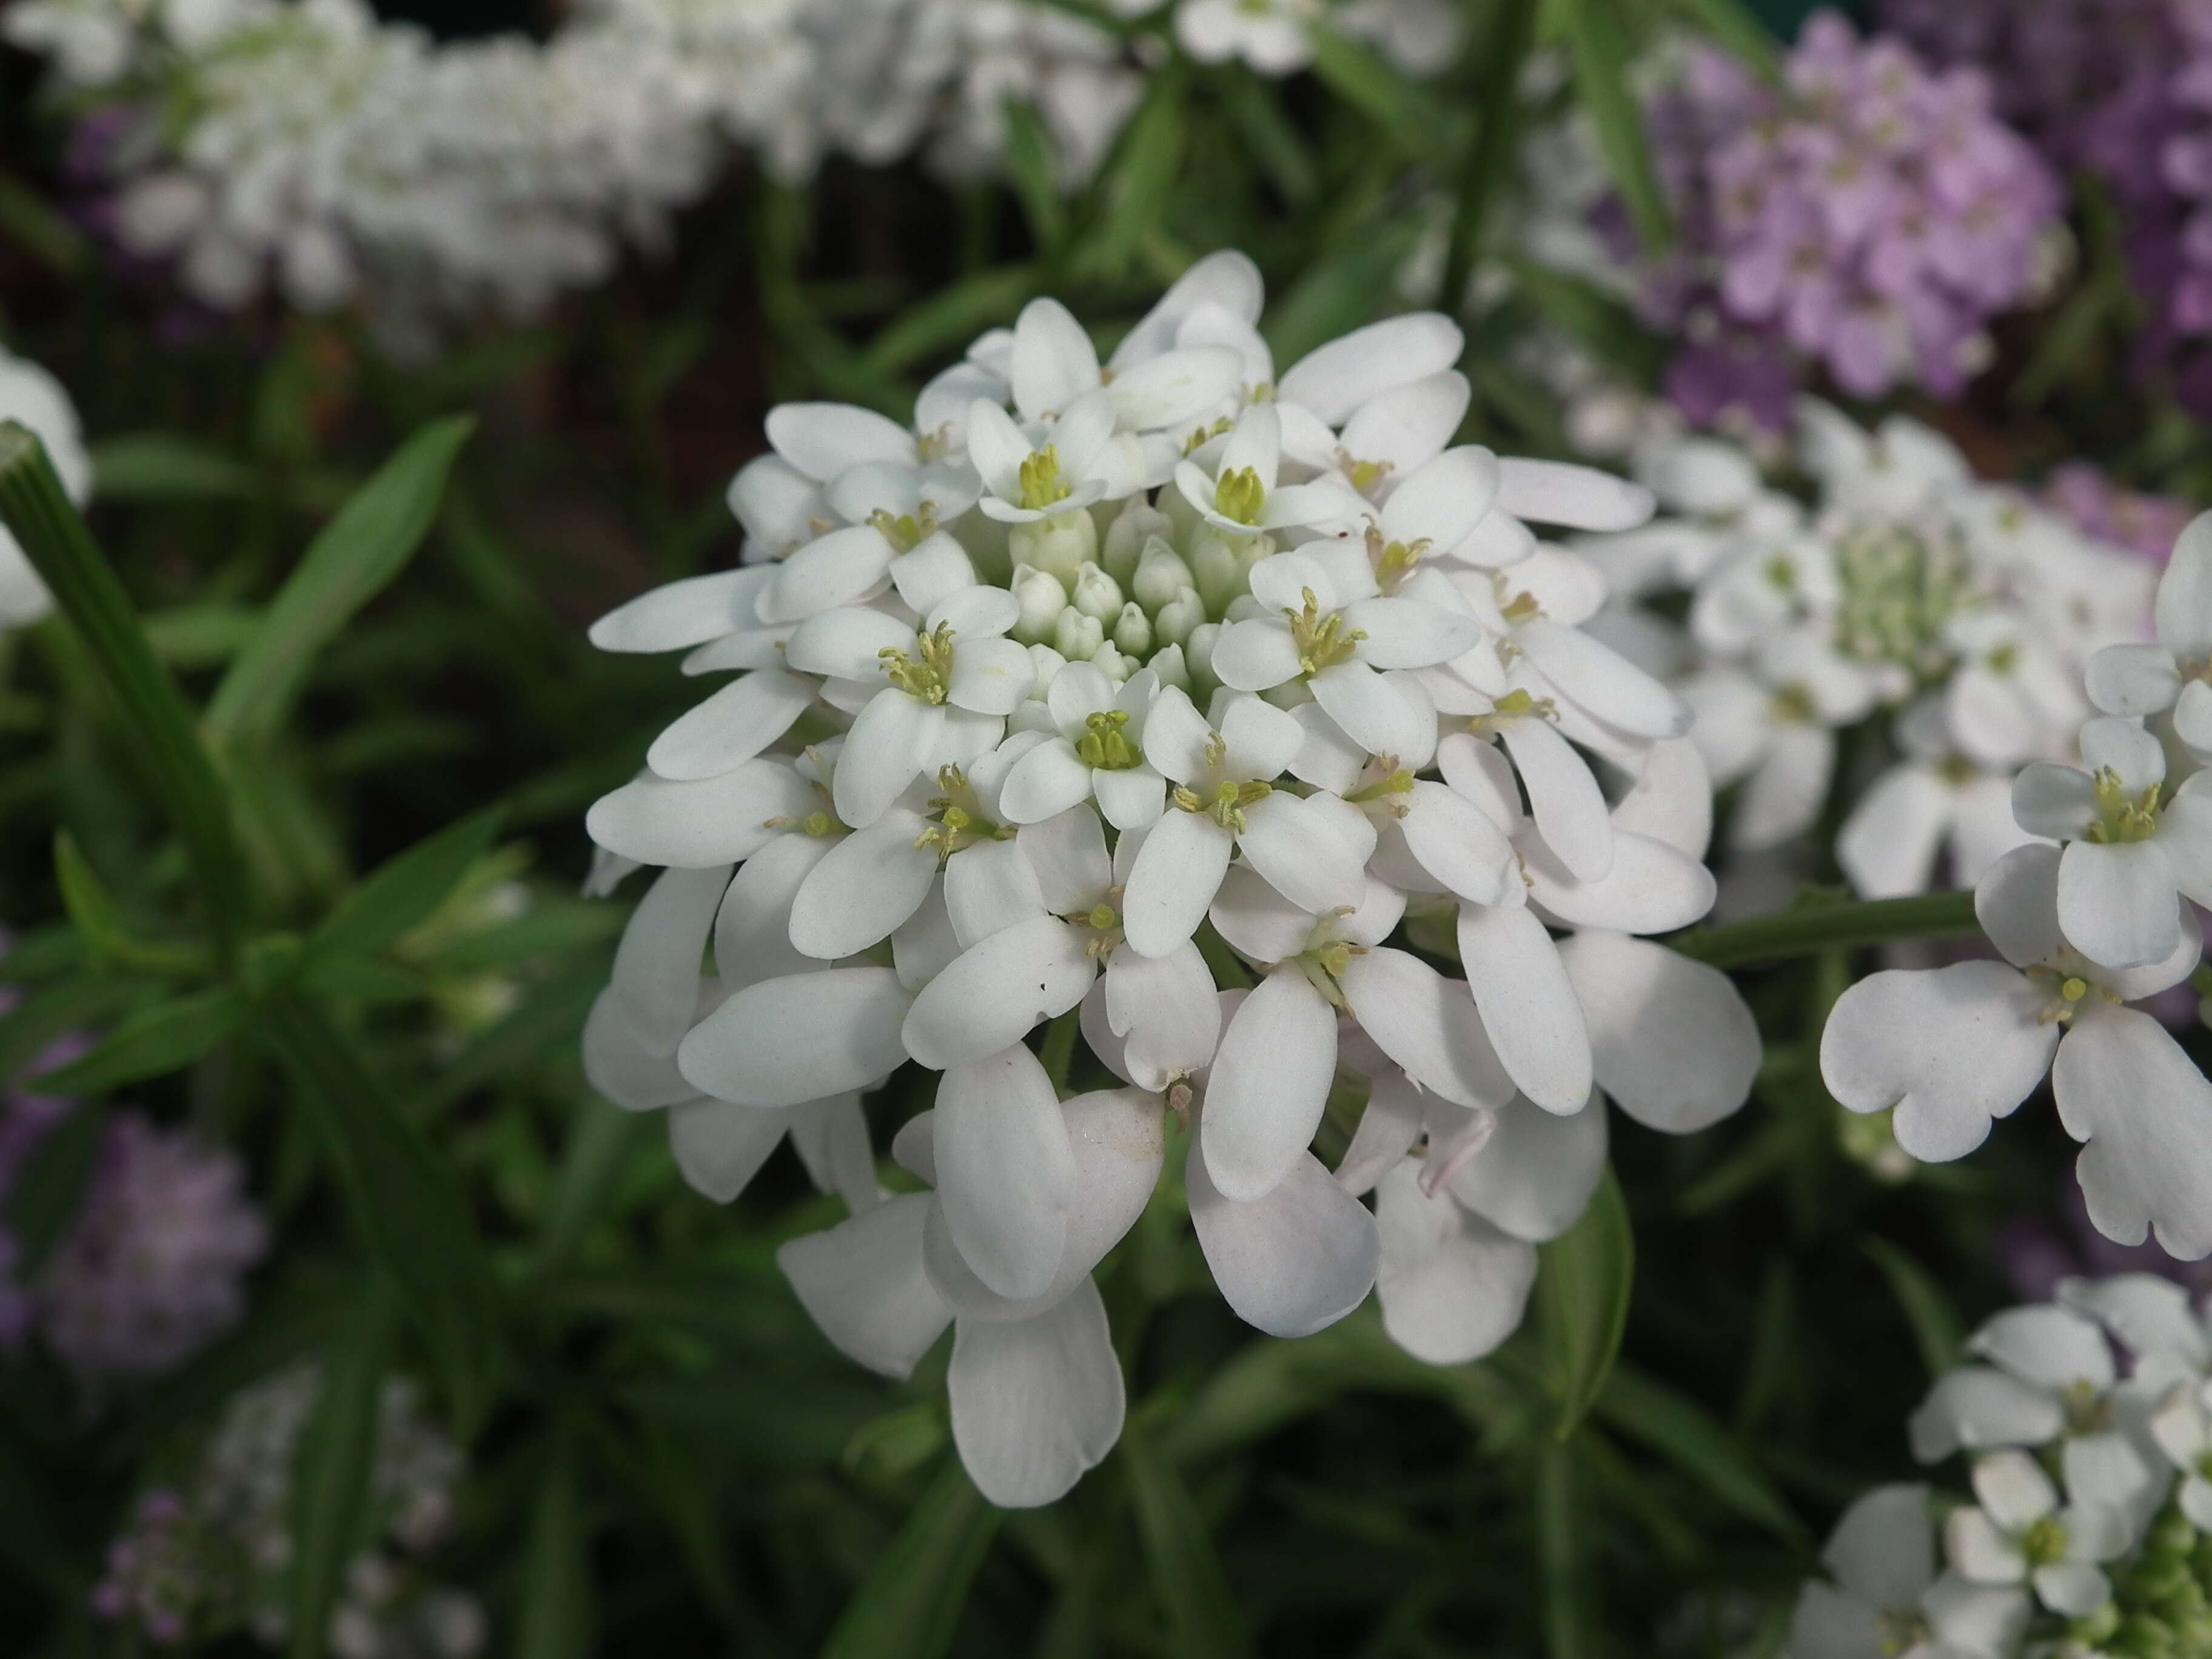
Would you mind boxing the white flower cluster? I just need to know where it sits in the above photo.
[5,0,1458,338]
[1577,404,2156,899]
[1818,524,2212,1262]
[0,345,89,628]
[1791,1276,2212,1658]
[580,250,1763,1507]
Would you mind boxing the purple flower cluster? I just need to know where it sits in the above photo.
[2045,460,2195,561]
[1632,12,2062,411]
[0,982,265,1384]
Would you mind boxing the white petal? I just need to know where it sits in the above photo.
[1837,766,1951,899]
[2054,1008,2212,1261]
[1500,718,1612,882]
[1207,863,1319,963]
[1609,739,1712,860]
[1188,1141,1379,1336]
[2085,644,2182,718]
[1201,969,1339,1202]
[1822,1484,1935,1609]
[1339,949,1516,1111]
[1211,618,1304,691]
[1218,688,1307,780]
[2011,762,2099,841]
[1278,313,1464,426]
[1435,733,1524,836]
[1523,830,1718,936]
[902,916,1096,1070]
[935,1046,1078,1301]
[1909,1367,2067,1462]
[1336,1067,1426,1197]
[1375,1162,1537,1364]
[587,761,816,867]
[1113,250,1265,368]
[589,568,773,653]
[1518,620,1688,740]
[2157,512,2212,659]
[949,1278,1124,1508]
[785,605,916,682]
[1016,805,1111,913]
[678,967,913,1108]
[1559,932,1760,1134]
[1140,683,1214,783]
[834,691,943,829]
[1446,1094,1608,1243]
[612,863,731,1055]
[1108,346,1245,432]
[1344,597,1484,670]
[2033,1560,2111,1618]
[776,1193,951,1380]
[998,739,1097,826]
[945,636,1036,717]
[1922,1572,2030,1655]
[2057,1273,2210,1368]
[1092,765,1167,831]
[943,834,1048,948]
[1455,905,1592,1114]
[759,525,895,624]
[582,988,699,1111]
[766,401,916,480]
[1122,808,1234,957]
[788,1093,879,1212]
[2058,840,2180,971]
[1105,944,1224,1087]
[1237,790,1367,914]
[788,811,938,958]
[888,533,977,617]
[1011,297,1102,421]
[1399,780,1513,905]
[1945,1508,2027,1586]
[1972,1448,2060,1532]
[1378,443,1498,551]
[1732,724,1835,851]
[1820,964,2056,1162]
[646,668,816,783]
[1969,1305,2115,1395]
[1494,458,1655,531]
[669,1098,792,1204]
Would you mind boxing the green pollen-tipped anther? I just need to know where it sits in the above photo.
[880,622,958,704]
[2088,766,2162,845]
[1287,588,1366,676]
[1215,466,1266,526]
[1019,444,1073,512]
[1076,708,1141,770]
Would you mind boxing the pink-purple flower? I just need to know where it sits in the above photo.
[1626,12,2062,411]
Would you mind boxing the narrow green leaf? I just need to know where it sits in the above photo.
[1122,1415,1255,1659]
[0,173,87,273]
[1260,222,1426,368]
[0,424,253,952]
[1535,1440,1591,1659]
[1002,98,1069,255]
[286,1282,392,1659]
[1557,0,1672,249]
[426,957,605,1109]
[1669,0,1782,81]
[1666,890,1981,969]
[820,1458,1001,1659]
[142,602,264,667]
[260,994,500,1433]
[1862,1238,1964,1381]
[308,807,504,964]
[1219,76,1316,209]
[1088,75,1187,276]
[1307,33,1444,156]
[53,832,207,975]
[35,987,244,1095]
[863,264,1037,376]
[3,1096,106,1275]
[1537,1164,1634,1436]
[1441,0,1542,312]
[206,415,475,749]
[534,1106,654,1275]
[516,1439,596,1659]
[89,435,256,500]
[1594,1365,1806,1544]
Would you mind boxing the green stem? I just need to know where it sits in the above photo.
[1040,1007,1081,1095]
[1439,0,1540,315]
[1665,892,1982,971]
[0,422,253,959]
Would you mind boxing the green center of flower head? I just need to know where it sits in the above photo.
[1077,709,1142,771]
[1019,444,1073,512]
[1296,908,1369,1008]
[1764,554,1798,594]
[1215,466,1267,527]
[914,766,1015,864]
[866,502,937,552]
[2021,1514,2070,1569]
[1347,767,1415,808]
[879,623,957,704]
[1832,518,1965,674]
[1077,898,1125,960]
[1346,455,1394,498]
[2029,968,2118,1027]
[2088,767,2162,845]
[1171,736,1272,831]
[2071,1501,2212,1658]
[2064,1377,2113,1435]
[1365,525,1428,594]
[1874,1608,1931,1659]
[1287,588,1367,675]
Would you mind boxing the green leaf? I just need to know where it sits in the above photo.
[1261,221,1426,368]
[1219,76,1316,209]
[1001,98,1069,255]
[863,263,1037,377]
[1537,1164,1634,1436]
[1441,0,1542,310]
[426,958,605,1109]
[142,602,264,667]
[35,987,244,1095]
[206,415,475,749]
[308,806,504,964]
[0,174,87,273]
[515,1439,596,1659]
[89,435,256,500]
[53,832,207,976]
[3,1096,106,1276]
[1557,0,1672,249]
[1669,0,1782,81]
[0,424,254,951]
[1121,1415,1255,1659]
[286,1282,392,1659]
[820,1458,1000,1659]
[1666,890,1980,970]
[1087,75,1187,277]
[1307,33,1444,156]
[259,994,500,1433]
[1862,1238,1964,1381]
[534,1105,655,1275]
[1594,1365,1806,1544]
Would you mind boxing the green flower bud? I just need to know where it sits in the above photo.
[1113,601,1153,657]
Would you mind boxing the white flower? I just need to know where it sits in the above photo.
[1173,0,1319,75]
[1837,699,2036,899]
[997,662,1169,828]
[1789,1485,2028,1659]
[2084,509,2212,754]
[1174,404,1360,538]
[1823,842,2212,1260]
[2012,715,2212,971]
[2147,1378,2212,1531]
[1945,1449,2127,1618]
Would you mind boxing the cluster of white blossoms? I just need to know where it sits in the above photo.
[1818,524,2212,1264]
[1790,1276,2212,1658]
[0,345,89,627]
[579,250,1764,1507]
[5,0,1459,340]
[1575,403,2157,900]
